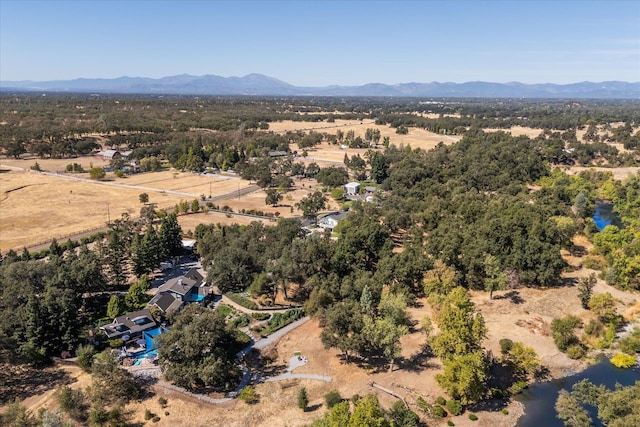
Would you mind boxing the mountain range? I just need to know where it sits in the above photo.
[2,73,639,99]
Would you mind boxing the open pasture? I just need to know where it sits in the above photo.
[0,165,255,252]
[268,119,460,153]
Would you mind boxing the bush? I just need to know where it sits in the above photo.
[447,421,455,427]
[469,413,478,421]
[158,397,168,407]
[502,409,509,415]
[499,338,514,355]
[152,416,161,422]
[298,387,308,411]
[225,293,259,310]
[251,312,271,321]
[216,304,235,318]
[566,344,586,359]
[490,388,508,399]
[239,386,259,404]
[432,405,447,418]
[610,353,636,368]
[446,400,463,416]
[76,344,95,372]
[230,313,251,328]
[619,328,640,354]
[144,409,154,420]
[261,309,304,336]
[436,396,446,405]
[57,386,87,421]
[325,390,342,408]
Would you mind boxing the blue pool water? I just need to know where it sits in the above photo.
[133,350,158,366]
[593,201,623,231]
[186,293,206,302]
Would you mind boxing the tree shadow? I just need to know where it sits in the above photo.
[569,245,588,257]
[496,290,525,304]
[0,363,72,405]
[466,397,511,414]
[397,345,436,373]
[561,277,578,287]
[307,403,323,412]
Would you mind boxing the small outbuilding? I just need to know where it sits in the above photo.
[344,182,360,195]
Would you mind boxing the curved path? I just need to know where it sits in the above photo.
[131,316,331,404]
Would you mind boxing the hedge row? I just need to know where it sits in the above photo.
[225,293,259,310]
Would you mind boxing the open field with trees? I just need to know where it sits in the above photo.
[1,94,639,427]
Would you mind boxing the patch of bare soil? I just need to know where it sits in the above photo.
[0,361,91,418]
[562,165,639,181]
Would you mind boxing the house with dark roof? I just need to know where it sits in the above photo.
[318,211,349,230]
[100,308,157,340]
[148,268,210,314]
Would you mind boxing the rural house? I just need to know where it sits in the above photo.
[148,268,210,314]
[100,308,157,340]
[318,211,349,230]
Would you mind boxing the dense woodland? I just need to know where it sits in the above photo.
[1,94,639,426]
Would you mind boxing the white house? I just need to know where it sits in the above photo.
[344,182,360,195]
[318,211,349,229]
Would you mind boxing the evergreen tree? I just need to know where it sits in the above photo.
[160,212,183,258]
[298,387,309,411]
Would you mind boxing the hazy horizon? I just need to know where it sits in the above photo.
[1,1,639,86]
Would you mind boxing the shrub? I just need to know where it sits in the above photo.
[502,409,509,415]
[446,400,463,416]
[230,313,251,328]
[436,396,446,405]
[619,328,640,354]
[610,353,636,368]
[251,312,271,321]
[432,405,447,418]
[144,409,154,420]
[584,319,603,336]
[499,338,514,355]
[325,390,342,408]
[468,413,478,421]
[158,397,168,407]
[490,388,508,399]
[225,293,259,310]
[152,416,161,422]
[76,344,95,372]
[261,309,304,336]
[57,386,87,421]
[298,387,308,411]
[239,386,259,404]
[566,344,586,359]
[216,304,235,318]
[447,421,455,427]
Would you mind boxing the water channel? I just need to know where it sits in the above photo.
[515,356,639,427]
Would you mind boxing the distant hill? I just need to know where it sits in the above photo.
[2,73,638,99]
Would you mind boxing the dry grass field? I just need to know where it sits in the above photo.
[0,159,254,252]
[0,158,340,252]
[268,119,460,153]
[0,118,458,252]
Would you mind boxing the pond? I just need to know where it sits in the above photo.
[593,201,623,231]
[515,357,639,427]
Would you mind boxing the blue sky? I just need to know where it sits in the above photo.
[1,0,638,85]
